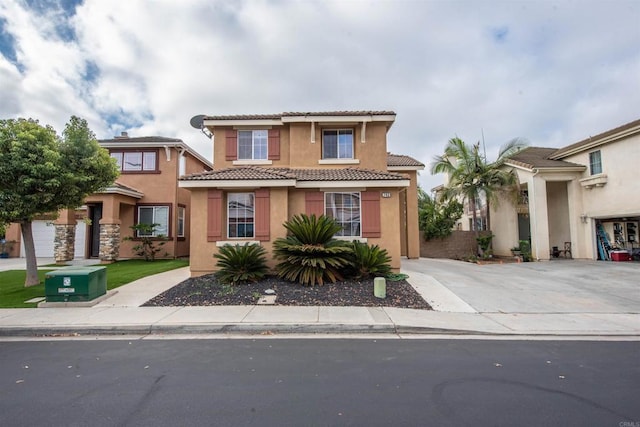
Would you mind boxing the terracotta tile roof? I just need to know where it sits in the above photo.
[181,166,407,182]
[506,147,584,170]
[387,153,425,167]
[549,118,640,159]
[284,168,407,181]
[181,166,295,181]
[203,111,396,120]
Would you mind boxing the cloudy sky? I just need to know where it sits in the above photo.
[1,0,639,191]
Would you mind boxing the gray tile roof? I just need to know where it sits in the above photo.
[387,153,425,167]
[181,166,407,182]
[549,118,640,159]
[99,136,183,143]
[203,111,396,120]
[506,147,584,169]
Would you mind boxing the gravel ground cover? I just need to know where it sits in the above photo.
[143,275,432,310]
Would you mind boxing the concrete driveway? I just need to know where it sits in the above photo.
[402,258,640,314]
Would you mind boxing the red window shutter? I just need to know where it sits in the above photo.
[305,191,324,217]
[225,130,237,161]
[207,190,223,241]
[361,191,381,238]
[255,188,270,241]
[268,129,280,160]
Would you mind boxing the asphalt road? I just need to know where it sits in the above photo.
[1,338,638,426]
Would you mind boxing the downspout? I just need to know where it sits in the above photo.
[173,146,184,258]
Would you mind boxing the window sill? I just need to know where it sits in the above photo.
[232,160,273,166]
[121,170,161,174]
[215,240,261,247]
[579,174,607,189]
[318,159,360,165]
[334,237,368,243]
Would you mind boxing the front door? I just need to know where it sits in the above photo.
[88,204,103,258]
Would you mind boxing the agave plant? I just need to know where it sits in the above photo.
[273,214,352,286]
[347,241,392,280]
[214,243,268,286]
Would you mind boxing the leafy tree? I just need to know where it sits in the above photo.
[0,117,118,286]
[430,137,527,233]
[418,188,463,241]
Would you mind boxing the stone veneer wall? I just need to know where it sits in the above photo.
[99,223,120,261]
[54,224,75,262]
[420,230,491,259]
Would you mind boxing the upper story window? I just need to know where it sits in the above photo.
[589,150,602,175]
[325,192,361,237]
[238,130,268,160]
[322,129,353,159]
[110,150,158,172]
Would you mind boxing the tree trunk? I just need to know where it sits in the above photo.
[20,220,40,287]
[470,198,478,233]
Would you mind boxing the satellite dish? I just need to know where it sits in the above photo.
[190,114,205,129]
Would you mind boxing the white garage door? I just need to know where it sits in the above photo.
[20,221,87,259]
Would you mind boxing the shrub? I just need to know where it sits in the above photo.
[214,243,268,286]
[273,214,352,286]
[476,234,494,259]
[519,240,532,262]
[347,241,392,280]
[124,223,168,261]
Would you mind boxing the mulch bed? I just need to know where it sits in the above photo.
[143,274,432,310]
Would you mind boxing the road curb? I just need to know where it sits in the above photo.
[2,323,640,338]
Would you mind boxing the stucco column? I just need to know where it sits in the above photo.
[529,175,550,260]
[53,209,77,263]
[566,178,584,259]
[405,172,420,259]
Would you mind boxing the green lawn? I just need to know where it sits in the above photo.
[0,259,189,308]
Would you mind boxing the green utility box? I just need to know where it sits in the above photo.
[45,266,107,302]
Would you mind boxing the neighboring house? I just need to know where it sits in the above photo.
[488,118,640,260]
[181,111,424,276]
[4,133,212,261]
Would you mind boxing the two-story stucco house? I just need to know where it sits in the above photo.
[3,133,212,261]
[487,118,640,261]
[180,111,424,277]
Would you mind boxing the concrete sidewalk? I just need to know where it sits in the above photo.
[0,259,639,338]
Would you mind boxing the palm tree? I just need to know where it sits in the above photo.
[430,137,527,232]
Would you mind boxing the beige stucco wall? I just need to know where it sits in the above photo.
[212,122,392,171]
[564,134,640,218]
[187,186,404,277]
[490,191,520,256]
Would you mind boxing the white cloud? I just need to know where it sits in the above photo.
[1,0,638,191]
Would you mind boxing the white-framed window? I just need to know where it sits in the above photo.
[238,130,268,160]
[137,206,169,237]
[322,129,353,159]
[177,206,186,238]
[111,151,157,172]
[325,192,361,237]
[589,150,602,175]
[228,193,255,238]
